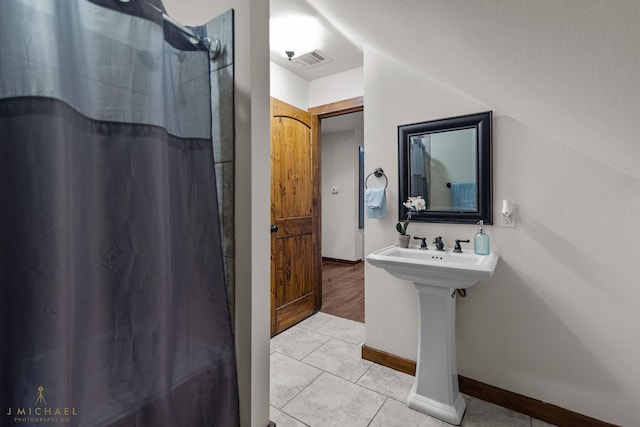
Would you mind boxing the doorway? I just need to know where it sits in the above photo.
[309,98,365,324]
[270,97,364,336]
[270,98,320,336]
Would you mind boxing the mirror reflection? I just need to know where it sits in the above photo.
[409,128,477,211]
[398,111,492,224]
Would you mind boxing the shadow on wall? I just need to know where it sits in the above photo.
[524,217,627,296]
[457,259,622,400]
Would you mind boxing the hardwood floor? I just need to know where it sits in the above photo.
[320,259,364,323]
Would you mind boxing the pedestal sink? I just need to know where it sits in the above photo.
[366,245,499,425]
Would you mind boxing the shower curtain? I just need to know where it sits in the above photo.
[0,1,239,426]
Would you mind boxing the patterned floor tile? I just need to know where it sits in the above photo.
[282,373,386,427]
[302,338,372,382]
[270,325,332,360]
[370,398,452,427]
[270,352,322,409]
[314,315,365,344]
[357,362,415,402]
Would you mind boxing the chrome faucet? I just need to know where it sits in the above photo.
[433,236,445,251]
[413,236,428,249]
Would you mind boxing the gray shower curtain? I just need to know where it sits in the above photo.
[0,1,239,425]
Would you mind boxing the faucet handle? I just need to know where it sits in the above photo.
[413,236,428,249]
[453,239,470,253]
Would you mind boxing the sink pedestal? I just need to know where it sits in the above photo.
[407,284,465,425]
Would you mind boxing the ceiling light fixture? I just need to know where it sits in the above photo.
[270,15,321,60]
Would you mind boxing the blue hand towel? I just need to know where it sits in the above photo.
[365,187,386,218]
[450,182,476,211]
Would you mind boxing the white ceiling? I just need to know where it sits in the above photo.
[271,0,640,180]
[269,0,362,81]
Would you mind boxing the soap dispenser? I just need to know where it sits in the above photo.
[474,220,490,255]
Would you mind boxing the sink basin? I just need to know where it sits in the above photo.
[366,245,498,288]
[366,244,499,425]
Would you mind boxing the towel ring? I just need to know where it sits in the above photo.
[365,167,388,189]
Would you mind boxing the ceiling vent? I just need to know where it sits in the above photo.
[291,50,331,69]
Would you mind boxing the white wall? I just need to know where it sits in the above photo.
[363,47,640,426]
[309,66,363,107]
[270,63,363,110]
[270,61,308,110]
[162,2,271,427]
[321,130,363,261]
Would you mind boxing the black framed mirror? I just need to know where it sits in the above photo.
[398,111,492,224]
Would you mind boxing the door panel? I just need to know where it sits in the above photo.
[270,98,320,336]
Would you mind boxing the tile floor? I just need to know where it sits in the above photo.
[270,312,556,427]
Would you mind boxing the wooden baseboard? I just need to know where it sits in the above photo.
[361,345,619,427]
[321,257,362,265]
[361,345,416,375]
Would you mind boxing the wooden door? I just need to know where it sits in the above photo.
[270,98,321,336]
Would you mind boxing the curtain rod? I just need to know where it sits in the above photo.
[145,1,221,58]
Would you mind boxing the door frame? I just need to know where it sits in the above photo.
[309,95,364,307]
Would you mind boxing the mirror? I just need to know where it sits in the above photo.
[398,111,492,224]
